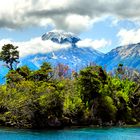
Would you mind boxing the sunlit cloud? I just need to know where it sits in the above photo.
[77,38,111,49]
[117,28,140,45]
[0,37,71,57]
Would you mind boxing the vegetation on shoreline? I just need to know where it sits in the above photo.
[0,44,139,129]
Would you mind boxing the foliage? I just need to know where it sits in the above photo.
[78,66,107,106]
[0,44,19,70]
[0,62,139,128]
[29,62,53,82]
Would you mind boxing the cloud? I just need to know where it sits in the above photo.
[0,37,71,57]
[65,15,92,33]
[0,36,111,57]
[1,0,140,33]
[117,28,140,45]
[76,38,111,49]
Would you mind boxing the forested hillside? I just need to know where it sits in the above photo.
[0,63,139,128]
[0,44,139,129]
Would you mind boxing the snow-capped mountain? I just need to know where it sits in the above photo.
[1,30,140,83]
[42,30,80,44]
[99,43,140,70]
[20,30,103,71]
[0,30,103,83]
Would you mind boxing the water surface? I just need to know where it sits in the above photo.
[0,127,140,140]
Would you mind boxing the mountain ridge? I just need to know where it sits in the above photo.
[1,30,140,83]
[99,43,140,70]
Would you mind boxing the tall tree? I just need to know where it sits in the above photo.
[29,62,53,82]
[0,44,19,70]
[78,66,107,105]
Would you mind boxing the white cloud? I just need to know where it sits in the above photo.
[65,14,92,33]
[1,0,140,33]
[77,38,111,50]
[0,36,111,58]
[117,28,140,45]
[0,37,71,57]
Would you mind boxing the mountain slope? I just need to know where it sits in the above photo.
[20,30,103,71]
[99,43,140,70]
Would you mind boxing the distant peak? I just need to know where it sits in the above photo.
[49,29,74,35]
[41,30,80,44]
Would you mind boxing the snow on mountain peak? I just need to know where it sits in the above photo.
[41,30,80,44]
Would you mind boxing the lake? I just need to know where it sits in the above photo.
[0,127,140,140]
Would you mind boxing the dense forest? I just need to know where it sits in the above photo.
[0,44,139,129]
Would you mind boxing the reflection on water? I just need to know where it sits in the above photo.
[0,127,140,140]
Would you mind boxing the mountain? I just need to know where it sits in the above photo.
[42,30,80,44]
[20,30,103,71]
[99,43,140,70]
[2,30,140,84]
[0,30,104,83]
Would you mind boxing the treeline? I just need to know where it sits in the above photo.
[0,44,139,129]
[0,62,139,128]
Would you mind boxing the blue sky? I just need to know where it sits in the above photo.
[0,0,140,56]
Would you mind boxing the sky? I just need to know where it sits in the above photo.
[0,0,140,57]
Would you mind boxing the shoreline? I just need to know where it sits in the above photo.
[0,123,140,131]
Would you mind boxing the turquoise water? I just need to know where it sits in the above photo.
[0,127,140,140]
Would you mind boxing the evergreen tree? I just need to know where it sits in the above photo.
[0,44,19,70]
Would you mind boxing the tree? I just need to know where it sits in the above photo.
[6,70,25,84]
[0,44,19,70]
[29,62,53,82]
[116,63,125,79]
[78,66,107,105]
[54,63,70,79]
[16,66,31,80]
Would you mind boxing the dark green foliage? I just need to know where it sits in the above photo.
[0,44,19,70]
[16,66,31,80]
[6,70,25,84]
[29,62,53,82]
[78,66,107,106]
[77,66,138,125]
[0,62,139,128]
